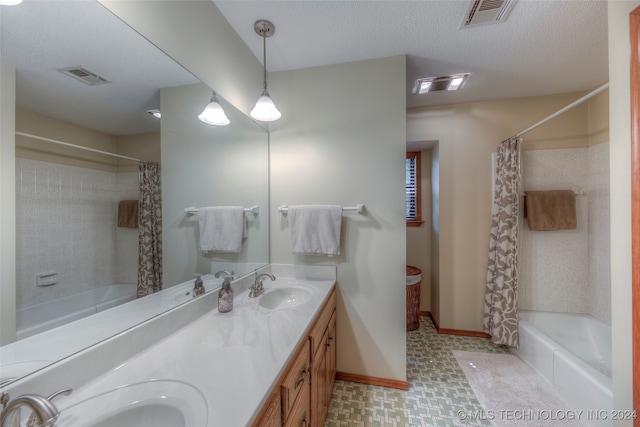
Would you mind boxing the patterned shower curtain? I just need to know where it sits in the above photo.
[483,138,521,348]
[137,161,162,298]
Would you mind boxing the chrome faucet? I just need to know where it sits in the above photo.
[249,273,275,298]
[0,388,71,427]
[214,270,234,289]
[214,270,234,280]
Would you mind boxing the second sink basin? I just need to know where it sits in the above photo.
[259,284,316,310]
[57,379,207,426]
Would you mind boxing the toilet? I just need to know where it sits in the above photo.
[406,265,422,331]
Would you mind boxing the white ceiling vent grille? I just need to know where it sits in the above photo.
[460,0,516,28]
[58,66,111,86]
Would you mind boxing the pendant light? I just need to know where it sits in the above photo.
[250,19,281,122]
[198,91,230,126]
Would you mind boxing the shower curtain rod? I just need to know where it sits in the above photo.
[514,83,610,139]
[15,131,142,162]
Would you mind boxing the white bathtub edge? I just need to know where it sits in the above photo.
[511,319,558,385]
[553,349,613,409]
[515,313,613,427]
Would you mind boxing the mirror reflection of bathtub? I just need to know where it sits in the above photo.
[1,274,225,384]
[16,284,136,341]
[1,0,269,388]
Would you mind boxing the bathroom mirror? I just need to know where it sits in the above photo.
[0,0,269,387]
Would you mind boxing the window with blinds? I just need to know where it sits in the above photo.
[406,152,422,226]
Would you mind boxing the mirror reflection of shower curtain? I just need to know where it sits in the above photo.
[483,137,521,348]
[137,161,163,298]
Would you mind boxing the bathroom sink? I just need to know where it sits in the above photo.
[259,284,316,310]
[91,402,185,427]
[56,379,207,426]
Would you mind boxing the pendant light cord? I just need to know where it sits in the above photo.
[262,31,268,91]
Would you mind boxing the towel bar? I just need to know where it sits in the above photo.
[277,204,365,214]
[184,206,259,215]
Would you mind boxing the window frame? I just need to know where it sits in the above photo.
[406,151,423,227]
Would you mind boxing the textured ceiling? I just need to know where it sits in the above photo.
[1,0,609,136]
[214,0,609,109]
[1,0,199,135]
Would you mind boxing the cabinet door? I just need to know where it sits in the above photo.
[311,328,329,427]
[281,343,310,422]
[252,391,281,427]
[284,376,310,427]
[326,310,337,401]
[309,291,336,360]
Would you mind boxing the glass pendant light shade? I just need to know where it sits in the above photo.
[250,90,281,122]
[198,93,230,126]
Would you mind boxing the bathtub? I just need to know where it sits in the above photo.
[16,284,136,340]
[512,310,612,426]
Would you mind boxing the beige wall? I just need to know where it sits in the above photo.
[0,64,17,345]
[15,108,159,172]
[269,56,407,382]
[115,132,161,172]
[430,144,441,324]
[16,108,119,172]
[520,99,589,151]
[588,89,610,147]
[608,0,636,420]
[406,149,432,312]
[407,91,598,331]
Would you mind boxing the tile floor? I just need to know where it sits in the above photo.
[324,315,510,426]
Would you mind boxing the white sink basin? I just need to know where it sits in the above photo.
[92,402,185,427]
[259,284,316,310]
[57,380,207,426]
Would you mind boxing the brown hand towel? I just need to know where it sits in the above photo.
[524,190,576,231]
[117,200,139,228]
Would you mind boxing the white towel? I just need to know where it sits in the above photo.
[288,205,342,256]
[197,206,246,253]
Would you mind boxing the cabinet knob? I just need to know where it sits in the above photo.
[294,366,308,389]
[300,412,307,427]
[325,335,333,347]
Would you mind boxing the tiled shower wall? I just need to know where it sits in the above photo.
[586,142,610,324]
[16,158,138,309]
[518,142,610,324]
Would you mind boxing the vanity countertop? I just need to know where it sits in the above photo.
[53,273,336,426]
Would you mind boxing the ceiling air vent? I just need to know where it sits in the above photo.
[58,66,111,86]
[460,0,516,28]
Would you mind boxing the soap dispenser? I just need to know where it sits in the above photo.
[193,273,205,297]
[218,277,234,313]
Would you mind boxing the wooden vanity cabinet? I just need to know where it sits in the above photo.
[309,290,337,427]
[281,342,310,423]
[252,286,336,427]
[326,311,337,400]
[253,340,309,427]
[283,372,310,427]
